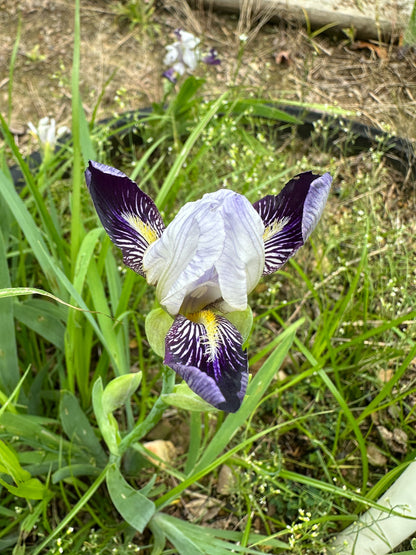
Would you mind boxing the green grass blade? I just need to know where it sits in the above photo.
[155,92,228,209]
[184,412,202,475]
[404,0,416,45]
[70,0,85,270]
[13,298,66,350]
[7,17,21,124]
[86,256,129,376]
[65,227,103,395]
[0,169,64,297]
[318,368,369,494]
[31,466,108,555]
[291,333,369,494]
[356,340,416,425]
[0,115,69,270]
[193,319,303,474]
[155,412,319,511]
[0,231,19,393]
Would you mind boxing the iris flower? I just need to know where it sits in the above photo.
[85,161,331,412]
[163,29,220,83]
[28,116,69,150]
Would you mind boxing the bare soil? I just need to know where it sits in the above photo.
[1,0,416,147]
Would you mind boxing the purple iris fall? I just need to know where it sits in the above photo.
[85,161,331,412]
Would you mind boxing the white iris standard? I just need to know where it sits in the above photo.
[143,189,265,316]
[85,161,332,412]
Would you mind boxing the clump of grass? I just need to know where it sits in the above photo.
[113,0,160,37]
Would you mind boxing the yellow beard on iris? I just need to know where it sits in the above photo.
[262,216,290,242]
[187,309,219,362]
[124,213,159,245]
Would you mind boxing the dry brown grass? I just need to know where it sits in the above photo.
[1,0,416,143]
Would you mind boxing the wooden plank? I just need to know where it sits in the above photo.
[197,0,413,39]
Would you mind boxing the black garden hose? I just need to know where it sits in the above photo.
[8,104,416,190]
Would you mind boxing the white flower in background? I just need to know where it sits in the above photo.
[163,29,220,83]
[28,116,69,151]
[164,30,200,74]
[85,161,331,412]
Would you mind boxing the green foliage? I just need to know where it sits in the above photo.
[404,1,416,46]
[0,439,45,499]
[106,464,156,533]
[113,0,159,36]
[0,3,415,552]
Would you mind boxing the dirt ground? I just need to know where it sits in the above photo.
[1,0,416,150]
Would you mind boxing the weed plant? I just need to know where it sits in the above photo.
[0,2,416,554]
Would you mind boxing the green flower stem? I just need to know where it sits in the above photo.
[119,367,175,454]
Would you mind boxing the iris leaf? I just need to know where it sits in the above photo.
[161,382,218,412]
[106,464,155,533]
[13,298,66,350]
[0,230,19,393]
[151,512,288,554]
[59,391,107,466]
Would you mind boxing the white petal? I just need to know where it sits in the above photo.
[172,62,186,76]
[46,118,56,146]
[143,189,264,316]
[182,47,200,70]
[164,44,179,65]
[179,31,200,48]
[216,193,265,310]
[57,125,70,138]
[38,116,56,146]
[144,196,225,315]
[302,172,332,241]
[27,121,37,136]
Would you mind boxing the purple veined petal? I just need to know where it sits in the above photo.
[164,310,248,412]
[202,48,221,66]
[162,67,177,83]
[85,160,165,277]
[253,171,332,275]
